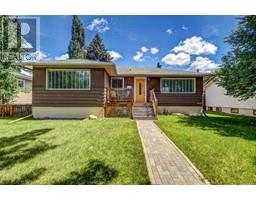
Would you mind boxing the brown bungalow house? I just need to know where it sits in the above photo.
[20,59,208,119]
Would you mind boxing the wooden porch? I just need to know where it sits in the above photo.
[104,88,157,119]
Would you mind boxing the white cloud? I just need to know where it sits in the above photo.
[181,25,188,30]
[161,52,190,66]
[150,47,159,55]
[133,51,144,62]
[55,53,69,60]
[31,51,47,60]
[133,46,159,62]
[24,51,47,61]
[166,29,173,35]
[189,56,219,72]
[172,36,217,55]
[141,46,148,53]
[108,50,122,61]
[87,18,110,33]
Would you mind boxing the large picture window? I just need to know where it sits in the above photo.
[161,78,195,93]
[47,69,90,90]
[111,77,124,88]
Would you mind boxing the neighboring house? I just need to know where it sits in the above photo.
[12,71,32,104]
[19,59,207,119]
[204,80,256,117]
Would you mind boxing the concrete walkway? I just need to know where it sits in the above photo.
[136,120,208,185]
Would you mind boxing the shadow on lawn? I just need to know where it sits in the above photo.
[55,160,118,185]
[0,167,47,185]
[0,128,57,170]
[176,114,256,141]
[0,128,53,148]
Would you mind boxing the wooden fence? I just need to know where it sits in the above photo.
[0,104,32,117]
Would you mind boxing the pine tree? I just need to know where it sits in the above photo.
[216,16,256,100]
[86,33,112,62]
[0,16,19,103]
[157,62,162,68]
[68,15,86,59]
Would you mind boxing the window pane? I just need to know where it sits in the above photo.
[191,80,194,92]
[112,78,123,88]
[53,71,56,88]
[48,71,51,88]
[84,72,89,88]
[71,71,76,88]
[56,71,59,89]
[63,71,66,88]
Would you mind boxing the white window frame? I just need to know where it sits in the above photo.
[111,77,124,89]
[46,69,91,90]
[160,78,196,94]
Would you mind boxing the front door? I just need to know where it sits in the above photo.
[135,79,145,102]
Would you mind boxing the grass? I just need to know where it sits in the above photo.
[0,117,149,185]
[155,111,256,184]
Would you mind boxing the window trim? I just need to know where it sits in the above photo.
[110,77,124,89]
[160,78,196,94]
[46,69,91,90]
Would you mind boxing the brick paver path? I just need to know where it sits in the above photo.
[136,120,208,185]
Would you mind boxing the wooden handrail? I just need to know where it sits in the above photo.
[150,88,158,119]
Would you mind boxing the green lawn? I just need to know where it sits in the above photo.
[155,112,256,184]
[0,118,149,185]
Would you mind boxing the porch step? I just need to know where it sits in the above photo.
[133,102,152,107]
[132,104,156,120]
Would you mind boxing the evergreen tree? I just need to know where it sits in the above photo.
[86,33,112,62]
[0,16,19,103]
[157,62,162,68]
[0,62,19,104]
[68,15,86,59]
[216,16,256,100]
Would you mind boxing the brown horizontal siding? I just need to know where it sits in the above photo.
[33,67,106,107]
[154,93,202,106]
[147,77,203,106]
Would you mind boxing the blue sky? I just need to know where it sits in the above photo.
[25,15,237,72]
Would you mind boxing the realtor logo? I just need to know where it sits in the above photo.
[1,16,40,53]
